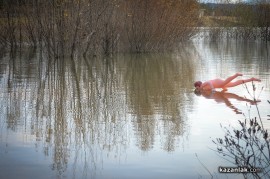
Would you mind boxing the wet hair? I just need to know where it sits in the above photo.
[194,81,202,88]
[194,89,201,96]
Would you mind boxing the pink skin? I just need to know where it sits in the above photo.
[197,73,261,91]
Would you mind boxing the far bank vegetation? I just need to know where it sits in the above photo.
[0,0,199,56]
[199,0,270,41]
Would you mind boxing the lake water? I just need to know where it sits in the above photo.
[0,40,269,179]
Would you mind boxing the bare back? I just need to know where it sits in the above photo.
[210,79,227,88]
[202,79,234,90]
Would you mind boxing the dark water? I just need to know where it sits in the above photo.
[0,41,269,179]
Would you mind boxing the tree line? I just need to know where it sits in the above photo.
[200,1,270,41]
[0,0,199,57]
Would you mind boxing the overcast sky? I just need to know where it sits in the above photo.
[197,0,251,3]
[198,0,270,3]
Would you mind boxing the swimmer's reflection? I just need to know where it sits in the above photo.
[194,89,261,114]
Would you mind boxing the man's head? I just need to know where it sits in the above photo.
[194,81,202,89]
[194,88,201,96]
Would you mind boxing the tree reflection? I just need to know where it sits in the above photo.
[0,46,197,177]
[121,50,196,151]
[197,41,270,81]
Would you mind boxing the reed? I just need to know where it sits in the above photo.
[213,82,270,178]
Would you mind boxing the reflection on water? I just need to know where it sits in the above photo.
[195,90,261,114]
[0,45,197,178]
[0,41,269,179]
[122,52,195,151]
[194,40,270,83]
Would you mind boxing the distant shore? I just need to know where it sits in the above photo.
[198,16,242,27]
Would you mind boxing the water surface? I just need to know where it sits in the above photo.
[0,41,269,179]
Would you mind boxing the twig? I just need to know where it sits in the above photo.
[195,153,213,178]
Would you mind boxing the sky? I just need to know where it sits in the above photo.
[197,0,256,3]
